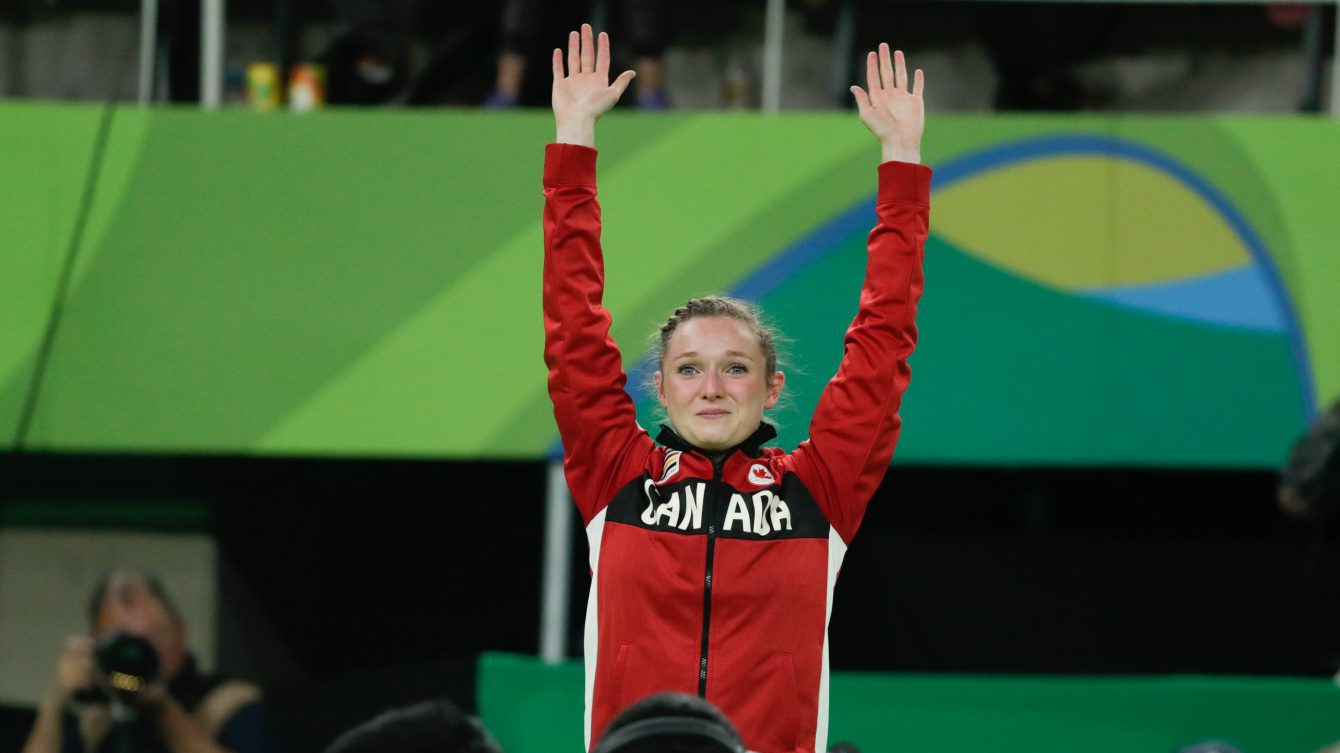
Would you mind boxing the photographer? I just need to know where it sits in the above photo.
[20,570,273,753]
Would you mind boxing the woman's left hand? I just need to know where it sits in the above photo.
[850,44,925,165]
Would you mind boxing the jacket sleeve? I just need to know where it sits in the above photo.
[786,160,932,544]
[542,143,655,524]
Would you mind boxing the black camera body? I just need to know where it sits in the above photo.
[74,632,161,705]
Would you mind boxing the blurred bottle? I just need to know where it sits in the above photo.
[289,64,327,112]
[247,63,282,111]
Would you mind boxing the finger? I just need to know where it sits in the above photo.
[65,636,93,653]
[611,69,636,99]
[552,48,564,81]
[913,68,924,97]
[849,85,870,112]
[879,42,894,90]
[597,31,610,78]
[894,49,907,91]
[865,51,879,94]
[567,31,579,79]
[581,23,595,73]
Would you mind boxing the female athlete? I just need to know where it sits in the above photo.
[542,24,929,753]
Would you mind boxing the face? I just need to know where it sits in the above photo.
[654,316,784,452]
[95,582,187,681]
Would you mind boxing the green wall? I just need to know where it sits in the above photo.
[3,103,1337,466]
[478,653,1340,753]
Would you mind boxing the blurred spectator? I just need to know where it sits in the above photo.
[316,4,513,106]
[487,0,670,108]
[19,570,272,753]
[319,0,416,105]
[593,693,744,753]
[322,700,501,753]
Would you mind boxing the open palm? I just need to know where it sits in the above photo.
[850,44,925,164]
[552,24,636,127]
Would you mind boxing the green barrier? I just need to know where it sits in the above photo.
[0,102,108,444]
[3,104,1337,466]
[477,652,1340,753]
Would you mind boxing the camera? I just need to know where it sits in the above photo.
[74,632,161,704]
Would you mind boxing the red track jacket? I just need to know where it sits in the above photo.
[542,143,930,753]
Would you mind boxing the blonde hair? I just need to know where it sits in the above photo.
[656,296,779,377]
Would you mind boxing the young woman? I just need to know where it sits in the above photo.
[543,25,929,753]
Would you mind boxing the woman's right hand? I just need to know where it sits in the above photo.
[552,23,636,147]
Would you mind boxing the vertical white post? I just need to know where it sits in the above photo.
[539,458,572,664]
[762,0,785,114]
[1331,0,1340,116]
[200,0,224,109]
[138,0,158,104]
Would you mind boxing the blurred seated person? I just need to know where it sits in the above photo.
[320,0,415,105]
[322,700,502,753]
[20,569,273,753]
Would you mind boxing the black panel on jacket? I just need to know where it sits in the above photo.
[603,473,829,540]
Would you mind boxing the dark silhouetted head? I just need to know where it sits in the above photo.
[323,700,503,753]
[595,693,745,753]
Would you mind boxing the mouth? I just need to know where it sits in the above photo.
[696,410,730,419]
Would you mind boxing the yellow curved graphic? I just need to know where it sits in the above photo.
[932,156,1251,289]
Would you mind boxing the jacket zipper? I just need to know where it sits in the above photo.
[698,455,725,697]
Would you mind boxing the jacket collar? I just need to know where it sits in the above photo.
[655,423,778,459]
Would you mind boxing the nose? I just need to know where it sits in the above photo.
[701,370,723,399]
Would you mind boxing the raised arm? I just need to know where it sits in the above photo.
[543,25,650,524]
[789,45,932,543]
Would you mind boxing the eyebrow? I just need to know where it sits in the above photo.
[672,351,757,360]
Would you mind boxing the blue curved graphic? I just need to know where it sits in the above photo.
[1082,265,1285,333]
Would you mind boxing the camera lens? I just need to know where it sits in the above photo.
[94,632,160,700]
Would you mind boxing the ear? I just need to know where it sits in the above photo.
[764,371,785,409]
[653,371,667,407]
